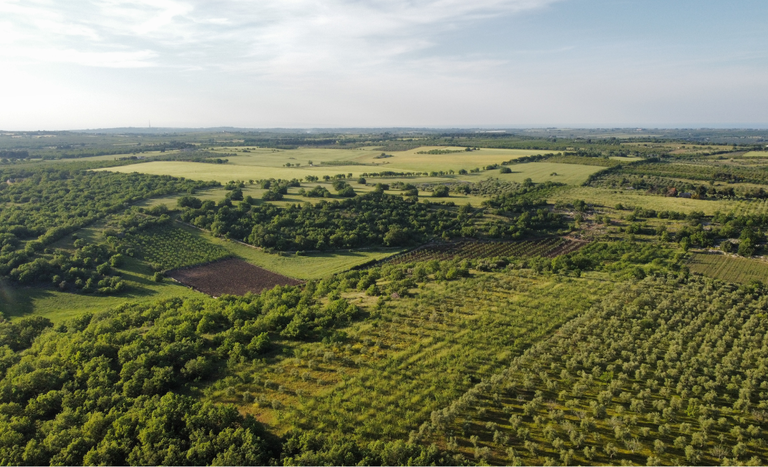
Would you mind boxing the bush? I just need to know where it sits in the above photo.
[432,186,450,197]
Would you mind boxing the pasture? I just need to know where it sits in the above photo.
[96,146,557,185]
[687,252,768,284]
[548,186,768,216]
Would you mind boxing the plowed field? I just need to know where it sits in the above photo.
[168,258,302,296]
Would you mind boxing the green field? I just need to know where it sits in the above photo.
[687,252,768,284]
[96,147,552,185]
[0,256,205,323]
[743,151,768,158]
[548,186,768,215]
[207,234,403,280]
[214,271,613,439]
[124,224,232,271]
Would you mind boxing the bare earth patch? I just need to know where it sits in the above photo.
[168,258,302,296]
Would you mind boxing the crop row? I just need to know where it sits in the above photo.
[125,225,231,271]
[383,237,585,265]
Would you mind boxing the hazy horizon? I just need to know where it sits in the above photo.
[2,0,767,130]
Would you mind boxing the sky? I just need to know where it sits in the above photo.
[1,0,767,130]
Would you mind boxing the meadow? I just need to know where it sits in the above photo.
[548,186,768,216]
[0,256,204,323]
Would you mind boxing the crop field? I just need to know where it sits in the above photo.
[426,276,768,466]
[96,147,588,187]
[352,147,548,173]
[687,252,768,284]
[124,224,232,271]
[168,258,302,296]
[492,162,604,185]
[547,186,768,215]
[211,271,614,441]
[382,238,586,266]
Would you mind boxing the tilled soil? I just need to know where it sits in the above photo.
[168,258,302,297]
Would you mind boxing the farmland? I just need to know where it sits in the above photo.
[382,238,586,266]
[687,252,768,284]
[123,224,232,271]
[97,148,601,187]
[168,258,302,296]
[2,129,768,466]
[427,276,768,465]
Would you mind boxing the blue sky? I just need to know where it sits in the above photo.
[1,0,766,130]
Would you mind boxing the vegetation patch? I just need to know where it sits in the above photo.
[687,252,768,284]
[382,238,586,266]
[426,275,768,466]
[168,258,302,296]
[122,224,232,271]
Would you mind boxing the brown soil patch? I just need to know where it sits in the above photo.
[168,258,302,297]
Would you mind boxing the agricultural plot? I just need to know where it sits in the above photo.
[426,276,768,466]
[687,252,768,284]
[123,224,231,271]
[214,272,613,444]
[383,238,585,266]
[96,148,594,187]
[547,186,768,216]
[168,258,302,296]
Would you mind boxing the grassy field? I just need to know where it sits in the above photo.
[207,234,403,280]
[96,147,551,185]
[492,162,603,185]
[687,251,768,284]
[0,256,205,323]
[743,151,768,158]
[548,186,768,215]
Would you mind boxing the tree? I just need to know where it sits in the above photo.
[432,186,449,197]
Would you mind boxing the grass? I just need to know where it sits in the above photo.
[743,151,768,158]
[3,221,399,322]
[0,256,205,323]
[687,251,768,284]
[548,186,768,215]
[95,147,551,185]
[208,271,614,440]
[491,162,603,186]
[207,234,403,280]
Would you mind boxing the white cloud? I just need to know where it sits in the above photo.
[0,0,559,73]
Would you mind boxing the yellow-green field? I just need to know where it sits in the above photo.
[688,252,768,284]
[548,186,768,215]
[743,151,768,158]
[205,233,402,280]
[96,147,552,184]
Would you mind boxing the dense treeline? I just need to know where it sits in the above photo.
[0,262,473,465]
[0,168,216,291]
[179,189,571,251]
[428,275,768,465]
